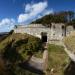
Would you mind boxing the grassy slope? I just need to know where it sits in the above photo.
[0,33,41,51]
[64,33,75,52]
[0,33,43,62]
[47,44,69,75]
[0,33,28,52]
[0,33,70,75]
[0,33,43,75]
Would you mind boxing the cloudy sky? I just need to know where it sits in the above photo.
[0,0,75,32]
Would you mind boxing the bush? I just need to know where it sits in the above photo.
[9,30,14,35]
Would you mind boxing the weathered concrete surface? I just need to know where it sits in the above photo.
[28,56,43,71]
[48,40,63,46]
[28,50,48,71]
[43,50,48,71]
[14,23,74,42]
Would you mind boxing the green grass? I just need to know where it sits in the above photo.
[0,32,43,58]
[47,44,69,75]
[0,32,70,75]
[64,34,75,52]
[0,33,42,52]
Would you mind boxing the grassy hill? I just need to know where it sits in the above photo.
[0,31,70,75]
[0,32,42,52]
[0,32,43,75]
[64,31,75,53]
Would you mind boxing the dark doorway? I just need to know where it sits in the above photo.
[41,32,47,43]
[62,25,66,37]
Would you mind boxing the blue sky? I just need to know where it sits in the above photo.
[0,0,75,32]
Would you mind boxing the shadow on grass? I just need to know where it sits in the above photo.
[18,61,45,75]
[0,35,8,42]
[64,61,75,75]
[3,40,23,62]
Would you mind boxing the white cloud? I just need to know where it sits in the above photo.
[18,14,29,23]
[43,9,54,15]
[0,18,15,32]
[25,4,31,13]
[18,1,53,23]
[0,18,15,26]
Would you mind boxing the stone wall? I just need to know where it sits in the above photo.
[14,23,74,42]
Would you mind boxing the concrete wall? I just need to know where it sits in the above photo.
[14,23,74,42]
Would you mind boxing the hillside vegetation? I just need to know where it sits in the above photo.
[0,32,43,75]
[31,11,75,28]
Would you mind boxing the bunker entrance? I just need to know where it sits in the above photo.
[62,25,66,36]
[41,32,47,43]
